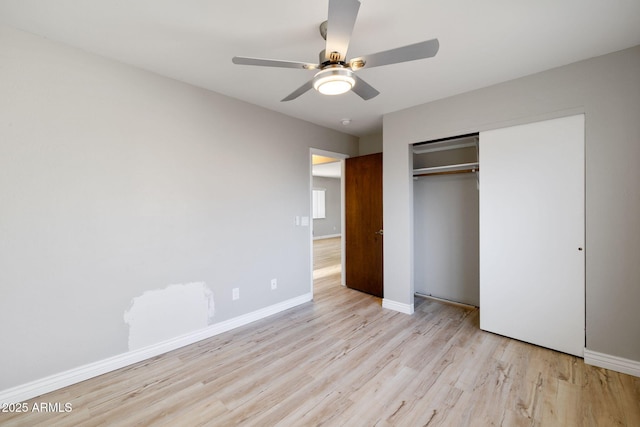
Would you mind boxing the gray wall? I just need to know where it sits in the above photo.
[359,132,383,155]
[312,176,341,238]
[414,174,479,306]
[0,26,358,391]
[384,45,640,363]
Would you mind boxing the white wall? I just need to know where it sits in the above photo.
[312,176,341,238]
[0,25,358,392]
[384,45,640,364]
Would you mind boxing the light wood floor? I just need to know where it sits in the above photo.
[2,237,639,426]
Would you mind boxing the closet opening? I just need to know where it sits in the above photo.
[412,133,480,307]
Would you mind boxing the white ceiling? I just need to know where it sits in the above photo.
[313,161,341,178]
[1,1,639,137]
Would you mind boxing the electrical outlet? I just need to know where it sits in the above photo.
[271,278,277,290]
[232,288,239,300]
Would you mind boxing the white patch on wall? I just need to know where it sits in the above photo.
[124,282,215,351]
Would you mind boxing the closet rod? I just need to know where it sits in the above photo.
[413,161,479,176]
[414,168,479,178]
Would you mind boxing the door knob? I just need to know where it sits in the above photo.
[375,229,384,235]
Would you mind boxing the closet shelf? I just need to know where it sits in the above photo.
[413,162,479,177]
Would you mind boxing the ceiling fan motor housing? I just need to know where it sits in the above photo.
[318,49,346,67]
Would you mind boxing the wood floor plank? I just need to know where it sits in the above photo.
[1,237,639,426]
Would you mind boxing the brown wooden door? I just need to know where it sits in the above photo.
[345,153,383,297]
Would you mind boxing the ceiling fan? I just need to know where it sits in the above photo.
[232,0,439,102]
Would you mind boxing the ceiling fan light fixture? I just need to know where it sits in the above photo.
[313,67,355,96]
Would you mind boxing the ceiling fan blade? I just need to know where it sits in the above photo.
[352,75,380,100]
[281,79,315,102]
[350,38,439,70]
[232,56,318,70]
[325,0,361,62]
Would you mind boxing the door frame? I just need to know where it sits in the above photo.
[309,148,350,295]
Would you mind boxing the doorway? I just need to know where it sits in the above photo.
[310,149,348,295]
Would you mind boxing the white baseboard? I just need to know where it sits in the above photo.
[382,298,414,315]
[584,349,640,378]
[0,293,313,404]
[313,234,341,240]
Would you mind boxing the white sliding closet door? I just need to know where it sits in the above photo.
[479,114,584,357]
